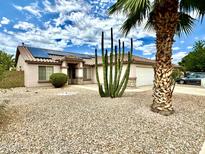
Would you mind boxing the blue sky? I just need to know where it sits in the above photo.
[0,0,205,64]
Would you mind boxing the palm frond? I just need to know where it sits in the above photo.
[109,0,151,36]
[109,0,151,15]
[108,0,126,15]
[121,13,141,36]
[180,0,205,21]
[144,10,155,31]
[176,12,195,36]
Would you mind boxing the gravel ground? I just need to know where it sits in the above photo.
[0,86,205,154]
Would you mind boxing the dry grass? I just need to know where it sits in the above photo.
[0,100,9,129]
[0,99,18,131]
[0,71,24,89]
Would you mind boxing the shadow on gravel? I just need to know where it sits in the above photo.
[0,100,18,131]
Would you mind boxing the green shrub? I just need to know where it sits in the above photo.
[50,73,67,88]
[171,69,183,81]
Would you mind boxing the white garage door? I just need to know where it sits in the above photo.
[136,66,154,87]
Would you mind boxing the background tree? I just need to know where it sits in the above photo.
[108,0,205,115]
[179,40,205,72]
[0,50,15,76]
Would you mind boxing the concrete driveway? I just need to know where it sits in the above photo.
[74,84,205,96]
[174,84,205,96]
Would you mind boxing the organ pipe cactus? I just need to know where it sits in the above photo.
[95,28,133,98]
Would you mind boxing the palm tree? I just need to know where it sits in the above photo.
[108,0,205,115]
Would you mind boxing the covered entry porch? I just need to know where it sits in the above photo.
[60,56,93,85]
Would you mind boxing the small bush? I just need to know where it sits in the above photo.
[50,73,67,88]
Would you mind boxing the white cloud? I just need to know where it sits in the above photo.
[13,3,41,17]
[172,51,187,64]
[83,51,94,55]
[13,21,35,30]
[43,0,88,13]
[136,43,156,55]
[173,47,180,51]
[180,40,184,44]
[41,0,155,49]
[3,0,156,55]
[0,32,19,54]
[0,17,10,25]
[187,46,193,49]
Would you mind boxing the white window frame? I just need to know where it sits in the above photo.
[38,66,54,82]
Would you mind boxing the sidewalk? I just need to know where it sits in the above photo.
[73,84,205,96]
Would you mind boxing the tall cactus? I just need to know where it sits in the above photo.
[95,28,133,98]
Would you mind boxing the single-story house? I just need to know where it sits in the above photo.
[15,45,156,87]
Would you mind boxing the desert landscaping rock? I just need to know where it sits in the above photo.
[0,86,205,153]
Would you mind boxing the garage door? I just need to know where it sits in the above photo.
[136,66,154,87]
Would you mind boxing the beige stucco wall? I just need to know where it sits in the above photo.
[18,54,154,87]
[92,64,154,87]
[135,64,154,87]
[24,64,61,87]
[61,61,68,75]
[16,54,26,71]
[76,62,83,78]
[92,64,136,84]
[23,61,85,87]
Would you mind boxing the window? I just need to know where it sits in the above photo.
[39,66,53,81]
[83,67,91,80]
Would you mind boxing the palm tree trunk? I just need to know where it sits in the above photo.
[152,38,174,115]
[151,0,179,116]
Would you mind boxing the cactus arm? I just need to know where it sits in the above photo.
[115,41,125,96]
[95,49,105,97]
[118,38,133,97]
[109,50,113,97]
[105,49,109,96]
[113,45,118,97]
[115,64,129,96]
[109,52,113,97]
[109,28,114,97]
[114,40,121,93]
[118,39,121,70]
[118,52,132,97]
[101,31,109,96]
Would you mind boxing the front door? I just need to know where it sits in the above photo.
[68,64,76,84]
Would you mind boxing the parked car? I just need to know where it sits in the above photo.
[176,72,205,85]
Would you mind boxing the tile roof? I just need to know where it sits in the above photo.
[16,45,159,66]
[84,54,155,66]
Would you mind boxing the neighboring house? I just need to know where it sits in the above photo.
[15,45,155,87]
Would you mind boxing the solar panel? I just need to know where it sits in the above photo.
[47,50,69,56]
[27,46,94,59]
[73,53,94,59]
[47,50,94,59]
[28,47,50,59]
